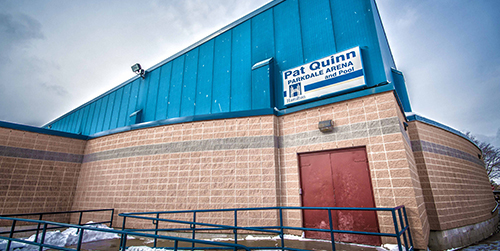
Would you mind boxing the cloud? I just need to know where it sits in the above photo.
[0,12,44,54]
[40,83,69,97]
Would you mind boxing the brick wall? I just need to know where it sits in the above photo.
[408,121,495,231]
[277,91,429,249]
[0,127,86,225]
[71,116,281,229]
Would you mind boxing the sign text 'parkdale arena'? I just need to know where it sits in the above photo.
[282,47,366,105]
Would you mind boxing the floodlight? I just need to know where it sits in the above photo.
[131,63,145,79]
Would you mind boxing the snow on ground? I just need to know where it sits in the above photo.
[0,222,130,251]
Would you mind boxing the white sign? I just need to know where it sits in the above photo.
[282,47,366,105]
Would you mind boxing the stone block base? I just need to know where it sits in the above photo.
[428,214,499,250]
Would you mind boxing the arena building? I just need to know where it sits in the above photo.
[0,0,497,250]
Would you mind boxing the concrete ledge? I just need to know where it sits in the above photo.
[428,214,499,250]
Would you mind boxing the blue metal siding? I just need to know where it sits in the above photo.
[195,40,214,115]
[96,96,109,133]
[299,0,336,63]
[273,0,304,109]
[145,68,161,122]
[181,48,199,117]
[231,20,252,112]
[168,56,185,118]
[251,9,274,65]
[103,92,115,131]
[127,79,141,124]
[44,0,402,136]
[110,87,123,129]
[118,83,132,127]
[83,103,95,135]
[156,63,173,120]
[330,0,384,87]
[212,31,231,114]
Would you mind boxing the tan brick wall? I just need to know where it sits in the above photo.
[277,92,429,249]
[0,127,86,225]
[408,120,495,231]
[72,116,281,229]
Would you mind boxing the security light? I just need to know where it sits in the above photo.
[131,63,145,79]
[318,120,334,133]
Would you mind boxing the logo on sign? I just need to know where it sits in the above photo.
[282,47,366,105]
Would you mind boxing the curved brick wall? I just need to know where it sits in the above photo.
[408,120,495,231]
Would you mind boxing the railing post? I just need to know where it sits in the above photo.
[192,211,197,251]
[120,216,127,250]
[34,214,42,245]
[154,213,159,248]
[174,240,179,251]
[279,208,284,251]
[110,209,115,228]
[397,208,409,250]
[328,209,336,251]
[120,233,128,251]
[78,211,83,225]
[391,209,403,251]
[233,210,237,251]
[39,223,47,251]
[76,228,85,251]
[403,207,414,249]
[6,219,16,251]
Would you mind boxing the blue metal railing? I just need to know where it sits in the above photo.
[0,216,251,251]
[0,208,114,243]
[120,206,414,251]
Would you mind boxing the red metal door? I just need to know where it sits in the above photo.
[299,147,381,246]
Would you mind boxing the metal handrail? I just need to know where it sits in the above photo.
[120,206,414,251]
[492,201,499,214]
[0,217,251,251]
[0,208,114,244]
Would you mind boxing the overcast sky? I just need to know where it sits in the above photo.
[0,0,499,147]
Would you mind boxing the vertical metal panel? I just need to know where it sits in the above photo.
[195,40,214,115]
[79,106,90,134]
[299,0,336,63]
[231,20,252,112]
[168,56,185,118]
[145,69,161,122]
[330,0,382,87]
[110,87,123,129]
[251,9,274,65]
[90,99,103,134]
[117,83,132,128]
[181,48,199,117]
[212,31,231,114]
[83,102,96,135]
[59,116,68,132]
[156,63,173,120]
[251,66,271,109]
[63,113,73,132]
[127,79,141,125]
[74,109,84,134]
[273,0,304,109]
[96,96,109,133]
[136,78,148,122]
[103,92,116,131]
[69,110,80,133]
[251,10,274,110]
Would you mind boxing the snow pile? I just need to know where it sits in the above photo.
[0,222,128,251]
